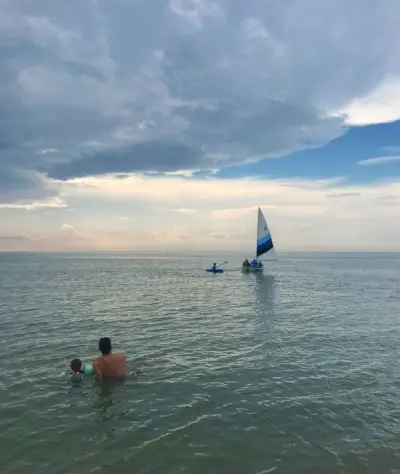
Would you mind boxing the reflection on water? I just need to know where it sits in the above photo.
[94,380,128,424]
[252,274,277,322]
[95,382,115,423]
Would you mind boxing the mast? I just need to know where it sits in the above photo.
[256,207,260,259]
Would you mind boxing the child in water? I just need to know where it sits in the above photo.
[61,358,147,378]
[58,358,93,377]
[70,358,93,375]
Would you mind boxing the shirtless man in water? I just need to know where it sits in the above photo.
[93,337,127,380]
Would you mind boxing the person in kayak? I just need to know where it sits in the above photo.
[242,258,251,267]
[251,258,258,268]
[93,337,127,380]
[212,262,217,270]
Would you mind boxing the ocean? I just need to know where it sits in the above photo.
[0,252,399,474]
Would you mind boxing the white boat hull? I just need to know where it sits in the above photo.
[241,266,263,273]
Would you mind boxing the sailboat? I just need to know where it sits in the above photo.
[242,207,276,272]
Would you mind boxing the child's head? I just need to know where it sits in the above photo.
[70,358,82,373]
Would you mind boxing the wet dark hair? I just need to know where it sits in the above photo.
[99,337,112,355]
[70,358,82,373]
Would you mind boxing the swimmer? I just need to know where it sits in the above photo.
[93,337,127,380]
[59,358,93,377]
[70,358,92,375]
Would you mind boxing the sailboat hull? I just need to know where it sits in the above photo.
[241,266,263,273]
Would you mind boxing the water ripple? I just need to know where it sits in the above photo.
[0,253,399,473]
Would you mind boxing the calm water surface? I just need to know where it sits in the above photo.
[0,252,400,474]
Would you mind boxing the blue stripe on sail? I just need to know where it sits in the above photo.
[257,232,272,247]
[257,236,273,257]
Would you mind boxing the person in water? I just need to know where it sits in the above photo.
[70,358,85,375]
[93,337,127,380]
[62,358,93,378]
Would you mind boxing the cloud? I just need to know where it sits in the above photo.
[326,192,360,198]
[375,195,398,202]
[211,232,229,240]
[338,77,400,126]
[382,146,400,153]
[165,170,200,177]
[60,223,75,231]
[0,168,60,205]
[0,235,28,241]
[0,173,391,252]
[172,208,200,214]
[0,235,29,251]
[0,197,67,210]
[59,173,344,203]
[210,205,262,220]
[358,155,400,166]
[0,222,86,251]
[0,0,400,201]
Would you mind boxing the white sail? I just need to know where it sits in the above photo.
[256,207,275,259]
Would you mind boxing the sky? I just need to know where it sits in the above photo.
[0,0,400,252]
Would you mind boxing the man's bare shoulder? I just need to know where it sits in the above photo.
[107,352,126,361]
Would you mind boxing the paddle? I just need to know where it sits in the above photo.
[215,260,228,268]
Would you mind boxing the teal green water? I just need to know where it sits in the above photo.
[1,252,400,474]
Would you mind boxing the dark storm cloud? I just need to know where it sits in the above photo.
[0,0,399,201]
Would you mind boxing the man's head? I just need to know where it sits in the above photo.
[99,337,112,355]
[70,358,82,373]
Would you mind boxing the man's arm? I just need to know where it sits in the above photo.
[118,354,127,376]
[93,360,103,380]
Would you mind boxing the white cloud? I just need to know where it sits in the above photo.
[59,173,345,204]
[358,155,400,166]
[1,173,396,252]
[211,231,229,240]
[210,205,263,220]
[60,223,75,231]
[0,197,67,210]
[168,0,224,30]
[172,208,200,214]
[338,77,400,126]
[165,170,200,177]
[36,148,59,155]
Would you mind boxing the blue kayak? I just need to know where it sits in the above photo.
[206,268,224,273]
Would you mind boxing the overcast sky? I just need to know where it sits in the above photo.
[1,0,399,252]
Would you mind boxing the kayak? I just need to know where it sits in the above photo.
[206,268,224,273]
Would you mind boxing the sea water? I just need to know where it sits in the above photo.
[0,252,399,474]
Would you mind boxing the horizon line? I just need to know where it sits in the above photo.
[0,249,399,255]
